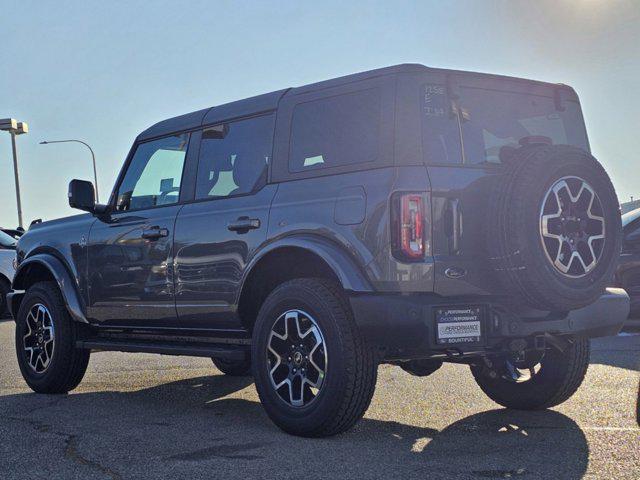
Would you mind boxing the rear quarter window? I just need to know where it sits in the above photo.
[288,88,381,173]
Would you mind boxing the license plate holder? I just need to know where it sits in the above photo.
[434,306,485,346]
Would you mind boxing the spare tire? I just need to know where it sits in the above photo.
[488,144,621,311]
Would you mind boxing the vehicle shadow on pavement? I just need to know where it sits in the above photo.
[0,374,590,479]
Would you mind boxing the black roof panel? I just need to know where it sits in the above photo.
[137,63,570,140]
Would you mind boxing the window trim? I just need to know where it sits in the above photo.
[109,131,193,214]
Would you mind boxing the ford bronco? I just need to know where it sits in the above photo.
[7,64,629,437]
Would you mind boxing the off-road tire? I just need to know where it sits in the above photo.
[15,282,90,394]
[488,145,621,311]
[212,354,252,376]
[471,336,590,410]
[252,278,377,437]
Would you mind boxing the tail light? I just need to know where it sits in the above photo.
[392,192,430,261]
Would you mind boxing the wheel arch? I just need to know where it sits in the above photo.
[236,235,373,331]
[10,254,88,323]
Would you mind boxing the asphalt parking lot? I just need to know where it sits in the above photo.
[0,319,638,480]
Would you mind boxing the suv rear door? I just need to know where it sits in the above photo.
[173,114,277,330]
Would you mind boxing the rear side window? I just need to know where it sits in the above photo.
[195,114,274,199]
[289,89,380,172]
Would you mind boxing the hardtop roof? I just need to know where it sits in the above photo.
[137,63,571,141]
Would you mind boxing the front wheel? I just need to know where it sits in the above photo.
[252,278,377,437]
[15,282,90,394]
[471,336,590,410]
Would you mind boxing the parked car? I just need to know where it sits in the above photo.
[615,208,640,317]
[1,227,25,240]
[0,230,17,316]
[7,64,629,437]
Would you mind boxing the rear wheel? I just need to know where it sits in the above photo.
[471,336,590,410]
[252,278,377,437]
[15,282,90,394]
[211,354,252,376]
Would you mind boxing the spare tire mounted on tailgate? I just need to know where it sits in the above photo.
[488,144,621,311]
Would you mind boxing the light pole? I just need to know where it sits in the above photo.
[40,139,99,202]
[1,118,28,229]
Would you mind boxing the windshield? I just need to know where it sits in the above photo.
[0,230,17,248]
[622,208,640,227]
[421,84,590,165]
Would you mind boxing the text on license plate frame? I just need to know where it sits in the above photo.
[434,306,485,346]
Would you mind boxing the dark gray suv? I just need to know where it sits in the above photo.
[7,64,629,437]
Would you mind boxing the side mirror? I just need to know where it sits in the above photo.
[68,179,107,214]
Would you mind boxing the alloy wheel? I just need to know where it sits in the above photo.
[540,176,605,278]
[502,360,542,383]
[22,303,55,373]
[266,309,327,407]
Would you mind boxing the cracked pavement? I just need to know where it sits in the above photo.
[0,319,638,479]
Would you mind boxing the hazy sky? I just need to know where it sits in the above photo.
[1,0,638,227]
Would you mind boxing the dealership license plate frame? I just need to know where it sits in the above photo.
[433,305,487,347]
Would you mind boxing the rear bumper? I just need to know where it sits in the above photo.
[349,288,629,360]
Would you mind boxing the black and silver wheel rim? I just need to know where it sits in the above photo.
[266,309,327,408]
[22,303,55,374]
[540,176,605,278]
[503,360,542,383]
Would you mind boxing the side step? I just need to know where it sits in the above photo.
[76,339,248,360]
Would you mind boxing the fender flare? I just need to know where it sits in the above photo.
[238,234,374,300]
[10,253,88,323]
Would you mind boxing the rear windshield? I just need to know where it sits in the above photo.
[422,84,589,165]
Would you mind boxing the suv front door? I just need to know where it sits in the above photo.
[87,133,190,327]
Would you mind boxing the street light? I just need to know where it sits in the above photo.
[39,139,99,202]
[1,118,28,229]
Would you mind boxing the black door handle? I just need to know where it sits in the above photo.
[227,217,260,233]
[141,226,169,240]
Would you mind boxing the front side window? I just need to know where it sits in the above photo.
[195,115,274,200]
[289,89,381,172]
[116,134,189,211]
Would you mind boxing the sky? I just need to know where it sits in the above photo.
[1,0,638,227]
